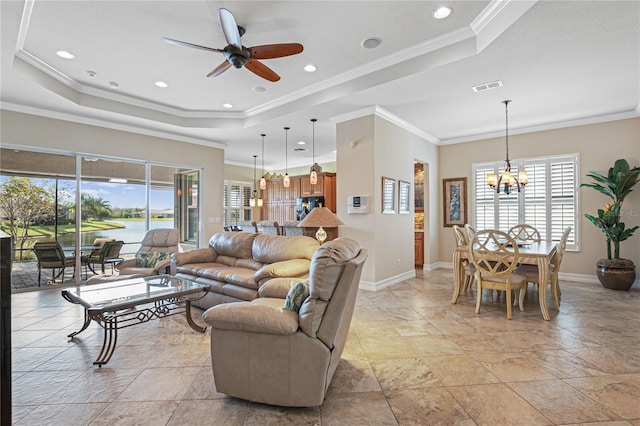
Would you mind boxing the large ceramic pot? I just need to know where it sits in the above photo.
[596,258,636,291]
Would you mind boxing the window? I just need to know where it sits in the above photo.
[472,154,579,250]
[223,181,253,227]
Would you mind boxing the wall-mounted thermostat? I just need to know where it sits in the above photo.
[347,195,369,214]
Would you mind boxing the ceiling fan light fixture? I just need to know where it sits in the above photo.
[253,86,266,93]
[283,127,290,188]
[259,134,267,190]
[434,6,452,19]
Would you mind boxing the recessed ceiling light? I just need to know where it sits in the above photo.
[434,6,452,19]
[56,50,75,59]
[109,82,119,89]
[292,147,307,152]
[361,38,381,49]
[297,141,306,145]
[304,64,317,72]
[155,81,169,88]
[86,70,96,78]
[252,86,266,93]
[223,103,233,108]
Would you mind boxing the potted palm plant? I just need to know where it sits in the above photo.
[581,159,640,290]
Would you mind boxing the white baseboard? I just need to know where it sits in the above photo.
[359,270,416,291]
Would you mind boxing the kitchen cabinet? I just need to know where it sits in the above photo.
[262,172,336,222]
[415,232,424,267]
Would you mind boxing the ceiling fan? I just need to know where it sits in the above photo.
[163,8,303,82]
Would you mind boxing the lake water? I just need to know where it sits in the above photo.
[58,219,174,254]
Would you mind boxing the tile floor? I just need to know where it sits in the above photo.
[9,269,640,425]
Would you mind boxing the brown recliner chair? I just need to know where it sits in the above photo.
[203,238,367,407]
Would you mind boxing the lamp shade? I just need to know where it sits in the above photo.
[298,207,344,228]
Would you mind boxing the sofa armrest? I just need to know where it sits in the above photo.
[153,258,172,274]
[253,259,311,284]
[202,300,299,334]
[259,277,302,299]
[172,248,215,266]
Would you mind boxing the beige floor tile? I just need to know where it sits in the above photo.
[472,352,558,382]
[530,349,609,378]
[12,369,83,405]
[320,391,398,425]
[14,402,109,425]
[566,347,640,375]
[327,358,382,394]
[564,374,640,419]
[408,335,466,356]
[370,357,442,393]
[508,379,621,424]
[47,367,142,403]
[90,400,180,425]
[245,402,320,425]
[167,399,248,426]
[116,367,201,401]
[449,383,552,425]
[423,354,500,386]
[182,364,228,400]
[386,387,475,425]
[358,335,418,359]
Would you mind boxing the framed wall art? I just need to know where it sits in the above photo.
[398,180,411,214]
[443,177,467,227]
[382,176,396,214]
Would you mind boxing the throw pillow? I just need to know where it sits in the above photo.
[284,279,310,313]
[135,251,170,268]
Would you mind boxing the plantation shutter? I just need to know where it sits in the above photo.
[223,181,253,227]
[472,154,579,250]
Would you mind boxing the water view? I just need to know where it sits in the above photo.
[57,219,175,254]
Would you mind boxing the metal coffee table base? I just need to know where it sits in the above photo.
[63,294,206,366]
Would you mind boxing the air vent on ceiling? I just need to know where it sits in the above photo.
[472,80,503,93]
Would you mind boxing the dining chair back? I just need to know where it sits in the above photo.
[33,241,76,286]
[237,221,258,233]
[508,224,541,242]
[452,225,475,291]
[257,221,280,235]
[464,224,476,242]
[469,229,527,319]
[281,221,303,236]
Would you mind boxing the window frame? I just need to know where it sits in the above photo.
[223,180,253,227]
[471,153,580,251]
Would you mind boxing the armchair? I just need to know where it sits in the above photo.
[116,228,181,276]
[203,238,367,407]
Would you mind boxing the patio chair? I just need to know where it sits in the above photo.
[84,240,124,275]
[33,241,76,286]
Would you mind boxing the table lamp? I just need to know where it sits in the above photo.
[297,207,344,244]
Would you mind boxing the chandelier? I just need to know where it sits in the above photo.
[249,154,263,207]
[486,100,528,194]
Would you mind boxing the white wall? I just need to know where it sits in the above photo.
[1,110,225,246]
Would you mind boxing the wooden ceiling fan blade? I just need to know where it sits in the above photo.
[163,37,224,53]
[218,8,242,49]
[207,61,232,77]
[248,43,304,60]
[245,60,280,82]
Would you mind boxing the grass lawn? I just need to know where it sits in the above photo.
[1,220,125,238]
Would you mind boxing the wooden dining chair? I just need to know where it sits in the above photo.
[257,221,280,235]
[469,229,527,320]
[514,227,571,310]
[452,225,475,291]
[464,224,476,242]
[508,224,541,242]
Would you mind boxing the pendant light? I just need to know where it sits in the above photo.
[309,118,320,185]
[283,127,290,188]
[249,154,262,207]
[259,133,267,190]
[486,100,528,194]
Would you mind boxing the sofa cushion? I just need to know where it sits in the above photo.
[284,280,309,313]
[235,258,264,270]
[216,255,238,267]
[252,234,319,263]
[203,298,299,334]
[175,262,224,276]
[210,231,256,259]
[298,239,361,338]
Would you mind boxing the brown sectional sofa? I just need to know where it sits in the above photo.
[170,231,319,310]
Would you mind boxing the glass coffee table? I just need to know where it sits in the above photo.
[61,275,208,366]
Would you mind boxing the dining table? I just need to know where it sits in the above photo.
[452,240,558,320]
